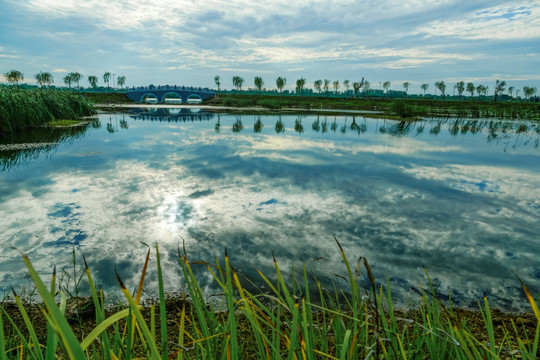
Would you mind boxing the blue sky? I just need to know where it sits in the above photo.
[1,0,539,94]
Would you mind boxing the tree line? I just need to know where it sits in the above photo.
[215,75,538,102]
[2,70,126,92]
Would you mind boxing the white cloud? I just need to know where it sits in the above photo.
[417,2,540,40]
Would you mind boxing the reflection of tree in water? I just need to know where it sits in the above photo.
[330,118,338,132]
[275,116,285,134]
[254,115,263,133]
[312,115,320,132]
[321,117,328,133]
[128,108,214,123]
[232,115,243,133]
[0,125,90,171]
[215,114,221,133]
[350,116,367,134]
[294,117,303,134]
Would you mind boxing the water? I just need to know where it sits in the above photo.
[1,108,539,310]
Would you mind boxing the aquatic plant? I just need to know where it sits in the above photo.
[0,87,96,134]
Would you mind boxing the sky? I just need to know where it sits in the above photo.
[0,0,539,94]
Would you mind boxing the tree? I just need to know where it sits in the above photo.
[323,79,330,95]
[276,76,286,92]
[523,86,534,100]
[4,70,24,87]
[232,76,244,91]
[343,80,350,95]
[63,75,72,89]
[214,75,221,91]
[333,80,339,94]
[69,72,82,91]
[352,78,364,97]
[382,81,391,94]
[434,81,440,96]
[313,80,322,93]
[88,75,98,90]
[507,86,514,97]
[35,71,54,87]
[455,81,465,100]
[421,83,429,97]
[363,81,370,98]
[466,82,475,99]
[476,84,483,98]
[103,72,111,92]
[493,80,506,103]
[254,76,264,92]
[295,78,306,95]
[117,75,126,90]
[402,81,410,95]
[436,81,446,98]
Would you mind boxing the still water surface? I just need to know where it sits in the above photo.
[1,108,539,310]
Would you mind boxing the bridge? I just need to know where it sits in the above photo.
[126,86,215,104]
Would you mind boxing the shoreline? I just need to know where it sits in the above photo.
[96,103,385,115]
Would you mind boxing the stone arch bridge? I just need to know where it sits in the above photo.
[126,86,215,103]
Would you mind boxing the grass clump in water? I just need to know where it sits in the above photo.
[1,239,538,359]
[0,86,96,134]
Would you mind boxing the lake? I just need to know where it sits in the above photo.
[1,108,539,310]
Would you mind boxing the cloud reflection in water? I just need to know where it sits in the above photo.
[0,111,539,309]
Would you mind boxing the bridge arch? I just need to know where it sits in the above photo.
[160,92,183,104]
[186,94,203,103]
[140,93,159,103]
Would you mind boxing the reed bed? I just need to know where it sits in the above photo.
[0,87,96,134]
[1,239,538,359]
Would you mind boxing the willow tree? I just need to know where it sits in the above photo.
[493,80,506,103]
[103,72,111,92]
[214,75,221,91]
[254,76,264,92]
[455,81,465,100]
[313,80,322,93]
[466,82,475,99]
[88,75,98,90]
[232,76,244,91]
[69,72,82,91]
[421,83,429,97]
[4,70,24,87]
[403,81,410,95]
[436,81,446,98]
[363,81,370,98]
[63,75,72,89]
[343,80,350,95]
[333,80,339,94]
[507,86,514,97]
[382,81,391,94]
[323,79,330,95]
[117,75,126,90]
[276,76,286,92]
[295,78,306,95]
[35,71,54,87]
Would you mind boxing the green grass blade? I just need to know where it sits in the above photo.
[0,308,6,360]
[81,308,131,350]
[115,269,161,360]
[12,288,44,360]
[155,243,168,360]
[16,250,87,360]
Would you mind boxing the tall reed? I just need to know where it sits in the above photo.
[0,87,96,134]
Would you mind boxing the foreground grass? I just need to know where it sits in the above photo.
[0,87,96,134]
[1,240,539,359]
